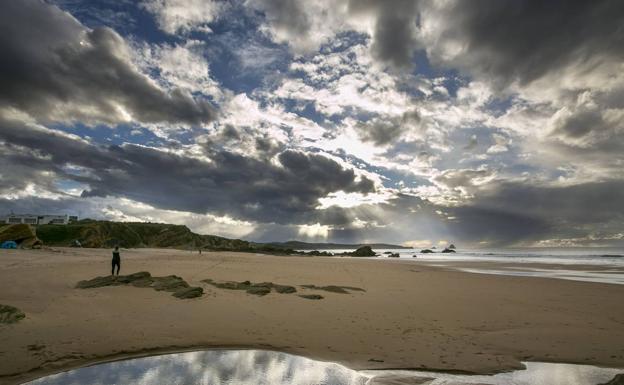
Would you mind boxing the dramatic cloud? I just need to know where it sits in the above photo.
[0,0,216,125]
[348,0,419,70]
[249,0,420,69]
[1,0,622,246]
[141,0,224,34]
[0,114,375,225]
[419,0,624,87]
[356,110,421,146]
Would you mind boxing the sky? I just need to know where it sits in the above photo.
[0,0,623,248]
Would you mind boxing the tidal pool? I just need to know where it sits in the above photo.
[25,349,623,385]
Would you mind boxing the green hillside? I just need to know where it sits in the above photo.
[36,219,252,250]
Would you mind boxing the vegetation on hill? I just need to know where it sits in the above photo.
[36,219,252,250]
[1,219,383,257]
[0,224,41,248]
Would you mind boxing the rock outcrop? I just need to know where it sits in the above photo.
[76,272,202,299]
[351,246,376,257]
[442,248,456,253]
[202,279,297,296]
[172,286,204,299]
[298,294,323,300]
[300,284,365,294]
[420,249,434,253]
[0,224,42,248]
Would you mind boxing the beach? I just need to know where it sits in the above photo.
[1,248,623,385]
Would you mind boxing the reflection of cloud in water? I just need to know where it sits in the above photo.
[364,361,624,385]
[26,351,624,385]
[27,350,368,385]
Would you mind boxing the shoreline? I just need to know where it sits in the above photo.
[2,248,624,384]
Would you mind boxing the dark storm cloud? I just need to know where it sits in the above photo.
[348,0,419,70]
[252,0,311,37]
[421,0,624,86]
[434,180,624,246]
[0,0,216,125]
[356,109,420,145]
[474,181,624,226]
[0,117,375,224]
[548,86,624,150]
[373,180,624,246]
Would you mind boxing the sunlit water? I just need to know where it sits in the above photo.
[317,247,624,285]
[26,350,623,385]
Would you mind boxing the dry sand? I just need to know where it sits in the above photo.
[0,248,623,384]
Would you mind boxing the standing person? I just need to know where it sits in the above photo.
[112,246,121,276]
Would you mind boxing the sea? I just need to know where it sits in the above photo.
[308,247,624,285]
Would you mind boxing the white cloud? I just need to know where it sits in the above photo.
[297,222,330,239]
[141,0,224,34]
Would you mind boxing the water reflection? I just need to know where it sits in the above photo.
[26,350,368,385]
[366,361,624,385]
[26,350,623,385]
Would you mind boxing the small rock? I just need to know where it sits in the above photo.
[273,284,297,294]
[172,286,204,299]
[152,275,190,292]
[115,271,152,284]
[299,294,323,300]
[420,249,434,253]
[246,286,271,296]
[0,304,26,324]
[75,275,119,289]
[351,246,376,257]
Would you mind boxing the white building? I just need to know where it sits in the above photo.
[2,214,78,225]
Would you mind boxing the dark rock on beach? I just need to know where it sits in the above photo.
[246,286,272,296]
[304,250,334,256]
[420,249,434,253]
[351,246,376,257]
[0,304,26,324]
[152,275,190,292]
[388,253,400,258]
[202,279,297,296]
[75,275,121,288]
[76,272,201,299]
[300,284,365,294]
[273,284,297,294]
[299,294,324,300]
[441,248,456,253]
[172,286,204,299]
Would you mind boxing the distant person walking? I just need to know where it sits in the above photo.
[111,246,121,276]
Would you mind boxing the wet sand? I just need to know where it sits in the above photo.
[1,248,623,384]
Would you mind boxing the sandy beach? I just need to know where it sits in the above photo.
[1,248,623,385]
